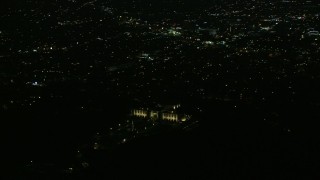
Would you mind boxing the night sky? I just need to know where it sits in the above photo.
[2,0,320,179]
